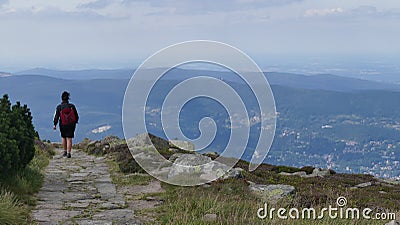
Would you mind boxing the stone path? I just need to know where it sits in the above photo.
[32,148,141,225]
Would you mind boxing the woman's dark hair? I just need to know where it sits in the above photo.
[61,91,70,101]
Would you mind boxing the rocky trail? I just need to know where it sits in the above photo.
[32,148,158,225]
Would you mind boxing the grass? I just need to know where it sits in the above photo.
[106,153,153,186]
[157,179,396,225]
[0,190,27,225]
[0,140,54,224]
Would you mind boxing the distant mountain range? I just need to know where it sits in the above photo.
[2,68,400,178]
[13,67,400,91]
[2,68,400,141]
[16,68,134,80]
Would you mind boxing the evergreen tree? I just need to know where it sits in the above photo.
[0,94,36,174]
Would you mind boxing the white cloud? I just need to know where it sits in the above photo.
[304,7,344,17]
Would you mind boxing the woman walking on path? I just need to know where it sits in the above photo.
[53,91,79,158]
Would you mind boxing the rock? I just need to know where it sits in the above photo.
[127,133,169,150]
[354,182,372,188]
[167,154,243,182]
[100,202,123,210]
[203,213,217,222]
[223,167,243,179]
[169,153,184,162]
[168,154,212,178]
[249,184,295,203]
[377,178,400,185]
[279,171,307,177]
[169,140,195,151]
[310,168,331,177]
[278,168,330,178]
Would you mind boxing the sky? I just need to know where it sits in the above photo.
[0,0,399,72]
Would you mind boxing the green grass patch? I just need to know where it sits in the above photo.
[0,190,27,225]
[0,140,53,224]
[106,155,153,186]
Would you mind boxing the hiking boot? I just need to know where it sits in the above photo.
[67,153,71,158]
[63,151,68,157]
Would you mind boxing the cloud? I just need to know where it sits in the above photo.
[304,7,344,17]
[0,5,115,21]
[304,5,400,19]
[350,5,400,19]
[78,0,114,9]
[121,0,304,14]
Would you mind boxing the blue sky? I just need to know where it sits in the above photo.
[0,0,399,71]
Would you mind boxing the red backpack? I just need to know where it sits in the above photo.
[60,107,77,125]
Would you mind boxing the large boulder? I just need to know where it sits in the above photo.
[167,153,243,183]
[249,184,295,203]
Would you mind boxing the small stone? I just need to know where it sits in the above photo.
[100,202,122,210]
[203,213,217,222]
[145,196,160,201]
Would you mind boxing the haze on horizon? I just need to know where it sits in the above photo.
[0,0,399,73]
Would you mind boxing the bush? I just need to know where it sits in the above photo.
[0,94,36,175]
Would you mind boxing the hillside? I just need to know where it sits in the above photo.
[71,134,400,224]
[1,71,400,179]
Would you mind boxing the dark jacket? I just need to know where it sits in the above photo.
[53,101,79,126]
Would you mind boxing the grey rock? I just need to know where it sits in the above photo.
[203,213,217,222]
[223,167,243,179]
[32,209,81,222]
[310,168,330,177]
[168,154,243,182]
[354,182,372,188]
[127,133,169,150]
[249,184,295,203]
[279,171,307,177]
[168,153,184,162]
[100,202,123,210]
[168,154,212,178]
[92,209,137,223]
[377,178,400,185]
[169,140,195,151]
[279,168,330,178]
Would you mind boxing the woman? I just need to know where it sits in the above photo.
[53,91,79,158]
